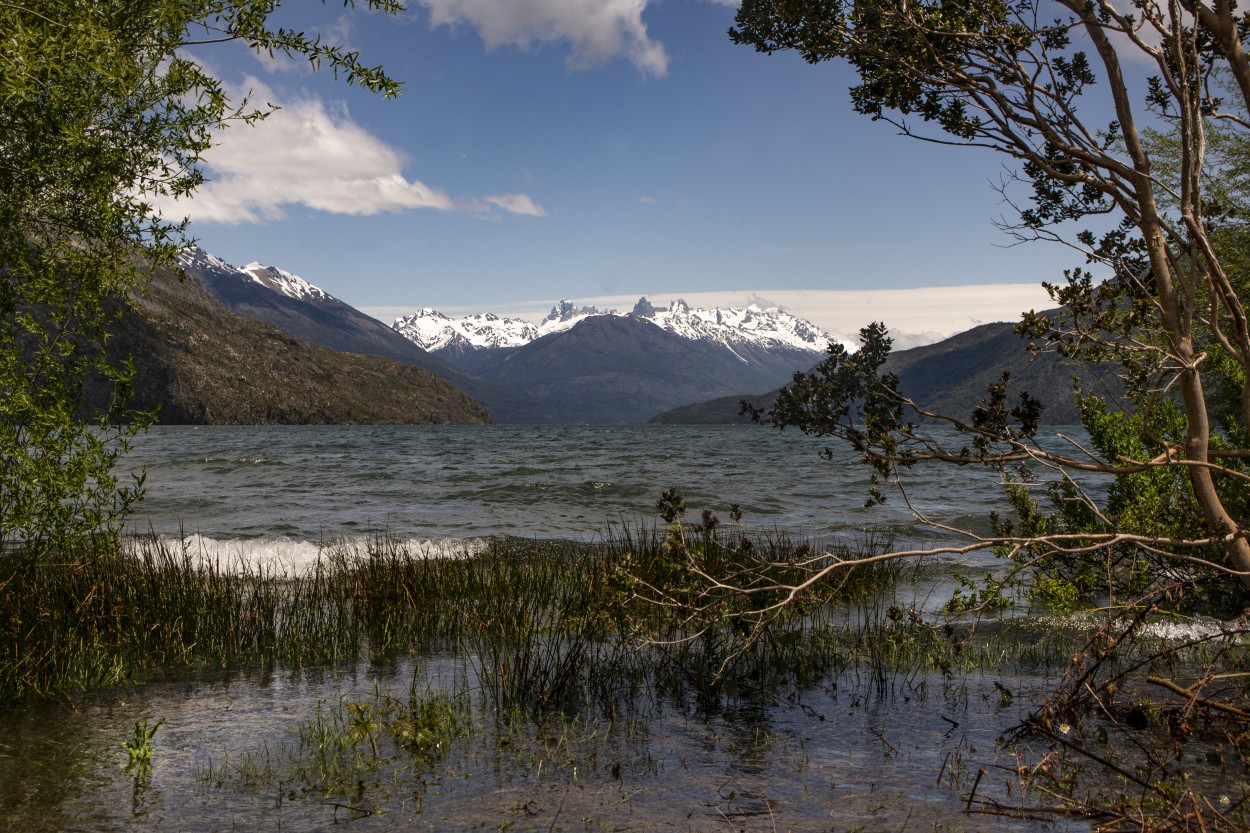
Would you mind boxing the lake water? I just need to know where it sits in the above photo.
[121,423,1071,570]
[2,423,1129,833]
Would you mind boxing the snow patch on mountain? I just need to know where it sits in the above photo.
[177,248,337,304]
[393,309,541,351]
[536,300,612,337]
[628,296,830,353]
[241,262,334,303]
[176,247,238,278]
[393,297,834,355]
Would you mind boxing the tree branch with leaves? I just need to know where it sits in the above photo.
[621,0,1250,825]
[722,0,1250,607]
[0,1,401,557]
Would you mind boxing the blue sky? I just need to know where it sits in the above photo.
[168,0,1069,346]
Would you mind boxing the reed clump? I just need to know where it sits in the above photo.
[0,523,1046,703]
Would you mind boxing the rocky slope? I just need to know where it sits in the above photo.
[102,260,491,425]
[178,249,556,423]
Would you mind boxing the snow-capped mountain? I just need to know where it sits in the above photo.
[172,247,836,423]
[393,296,833,359]
[626,297,830,354]
[539,300,608,334]
[175,248,561,423]
[176,248,338,304]
[240,262,334,303]
[393,309,541,352]
[393,300,615,354]
[175,247,240,281]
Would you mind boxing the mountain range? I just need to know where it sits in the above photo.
[146,248,1102,427]
[177,248,557,423]
[394,295,830,369]
[99,256,490,425]
[176,249,829,424]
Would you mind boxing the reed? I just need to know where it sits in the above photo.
[0,524,1042,703]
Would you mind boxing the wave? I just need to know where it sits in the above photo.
[123,534,489,576]
[1032,610,1248,644]
[197,456,289,466]
[1139,617,1245,643]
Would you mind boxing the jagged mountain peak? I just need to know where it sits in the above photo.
[631,296,659,318]
[176,248,336,305]
[542,300,609,326]
[241,262,334,303]
[393,306,540,352]
[393,297,835,358]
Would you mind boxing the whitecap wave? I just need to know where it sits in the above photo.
[124,534,489,577]
[1138,617,1243,643]
[1033,610,1247,644]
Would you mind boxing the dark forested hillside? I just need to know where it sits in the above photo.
[97,265,492,425]
[651,317,1115,425]
[180,250,556,423]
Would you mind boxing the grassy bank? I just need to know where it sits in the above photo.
[0,526,932,701]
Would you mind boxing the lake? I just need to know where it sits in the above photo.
[2,423,1120,833]
[121,423,1055,569]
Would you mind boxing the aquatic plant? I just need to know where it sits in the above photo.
[122,720,162,771]
[0,518,914,702]
[17,522,1229,829]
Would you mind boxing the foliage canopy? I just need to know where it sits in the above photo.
[731,0,1250,597]
[0,1,401,556]
[672,0,1250,824]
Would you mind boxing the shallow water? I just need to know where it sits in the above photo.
[0,655,1088,833]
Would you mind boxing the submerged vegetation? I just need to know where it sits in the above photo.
[2,511,1248,830]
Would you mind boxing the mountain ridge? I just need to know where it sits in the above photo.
[471,314,815,423]
[392,295,833,365]
[179,248,831,423]
[99,258,492,425]
[173,248,1098,427]
[650,317,1117,425]
[177,248,560,423]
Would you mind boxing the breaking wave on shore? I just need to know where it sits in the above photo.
[124,533,490,576]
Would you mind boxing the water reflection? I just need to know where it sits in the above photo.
[0,656,1096,833]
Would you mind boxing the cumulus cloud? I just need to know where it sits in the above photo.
[418,0,669,77]
[158,78,544,224]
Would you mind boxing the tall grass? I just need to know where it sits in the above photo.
[0,525,1043,703]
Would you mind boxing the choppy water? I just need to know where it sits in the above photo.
[122,424,1078,567]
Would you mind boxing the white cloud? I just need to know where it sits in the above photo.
[483,193,547,216]
[363,284,1057,349]
[418,0,669,77]
[159,78,544,224]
